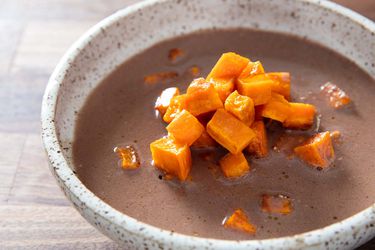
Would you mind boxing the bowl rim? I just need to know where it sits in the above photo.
[41,0,375,248]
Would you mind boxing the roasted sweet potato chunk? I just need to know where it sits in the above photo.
[155,87,180,116]
[239,61,265,79]
[144,71,178,84]
[185,78,223,116]
[224,90,255,126]
[247,121,268,158]
[207,109,256,154]
[207,52,250,80]
[294,132,335,168]
[237,75,273,105]
[192,130,217,148]
[209,78,235,102]
[320,82,351,109]
[114,146,140,169]
[223,209,256,234]
[168,48,185,62]
[167,110,204,146]
[219,152,250,178]
[266,72,291,100]
[188,65,201,77]
[150,136,192,181]
[330,130,341,142]
[261,194,292,215]
[259,93,291,122]
[283,103,316,129]
[163,94,187,123]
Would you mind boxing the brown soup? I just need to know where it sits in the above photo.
[73,29,375,240]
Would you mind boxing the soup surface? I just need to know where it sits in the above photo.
[73,29,375,240]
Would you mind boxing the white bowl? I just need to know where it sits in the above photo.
[41,0,375,249]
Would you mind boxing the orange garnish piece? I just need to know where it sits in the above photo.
[144,71,178,84]
[114,146,140,169]
[261,194,292,215]
[154,87,180,116]
[294,131,335,168]
[219,152,250,178]
[188,65,201,77]
[223,209,256,234]
[330,130,341,142]
[168,48,185,62]
[320,82,351,109]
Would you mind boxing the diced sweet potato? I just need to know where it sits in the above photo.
[154,87,180,116]
[223,209,256,234]
[166,110,204,146]
[254,106,264,121]
[237,75,273,105]
[320,82,351,109]
[150,136,192,181]
[209,78,235,102]
[330,130,341,142]
[259,93,291,122]
[283,103,316,129]
[168,48,185,62]
[207,109,256,154]
[294,131,335,168]
[219,152,250,178]
[188,65,201,77]
[163,94,187,123]
[239,61,265,79]
[261,194,292,215]
[185,78,223,116]
[207,52,250,80]
[224,90,255,126]
[266,72,291,100]
[247,121,268,158]
[192,130,217,148]
[114,146,140,169]
[186,77,208,93]
[144,71,178,84]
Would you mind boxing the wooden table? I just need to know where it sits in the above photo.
[0,0,374,249]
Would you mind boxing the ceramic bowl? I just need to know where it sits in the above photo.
[41,0,375,249]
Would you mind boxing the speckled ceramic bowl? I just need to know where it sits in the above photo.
[41,0,375,249]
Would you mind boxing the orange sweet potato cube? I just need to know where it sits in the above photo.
[150,136,192,181]
[163,94,187,123]
[259,93,291,122]
[192,130,217,148]
[223,209,256,234]
[266,72,291,100]
[224,90,255,126]
[283,103,316,129]
[294,132,335,168]
[261,194,292,215]
[114,146,140,169]
[247,121,268,158]
[320,82,351,109]
[207,109,256,154]
[237,75,273,105]
[209,78,235,102]
[207,52,250,80]
[154,87,180,116]
[238,61,265,79]
[219,152,250,178]
[167,110,204,146]
[185,78,223,116]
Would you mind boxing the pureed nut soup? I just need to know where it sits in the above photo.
[73,29,375,240]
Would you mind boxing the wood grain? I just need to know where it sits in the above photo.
[0,0,374,249]
[0,205,119,249]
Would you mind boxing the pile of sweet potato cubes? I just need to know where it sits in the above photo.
[150,52,336,181]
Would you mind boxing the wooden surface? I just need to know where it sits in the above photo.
[0,0,374,249]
